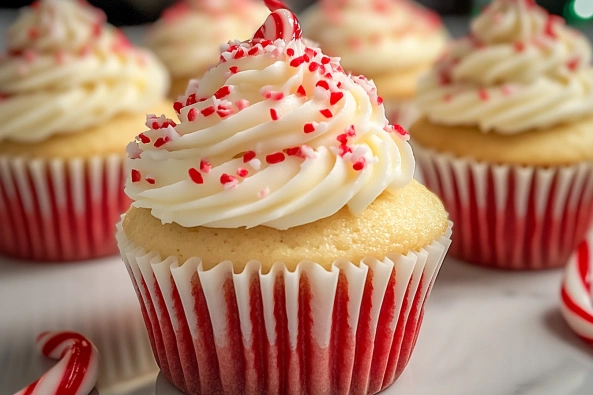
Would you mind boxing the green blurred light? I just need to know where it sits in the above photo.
[572,0,593,20]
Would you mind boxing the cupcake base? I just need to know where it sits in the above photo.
[0,154,129,261]
[414,144,593,270]
[117,221,452,395]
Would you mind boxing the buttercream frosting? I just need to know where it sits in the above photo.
[126,6,415,230]
[416,0,593,134]
[0,0,169,143]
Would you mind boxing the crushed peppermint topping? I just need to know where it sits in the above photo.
[200,159,211,173]
[188,168,204,184]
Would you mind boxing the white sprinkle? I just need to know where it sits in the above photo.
[249,158,262,170]
[258,187,271,199]
[126,141,142,159]
[224,179,239,190]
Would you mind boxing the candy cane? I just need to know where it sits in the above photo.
[560,237,593,345]
[14,331,100,395]
[254,3,302,41]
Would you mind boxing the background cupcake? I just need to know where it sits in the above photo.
[301,0,448,128]
[412,0,593,270]
[147,0,269,99]
[118,4,452,394]
[0,0,170,261]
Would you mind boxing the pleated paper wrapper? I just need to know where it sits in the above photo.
[0,154,131,261]
[415,144,593,270]
[383,99,420,131]
[117,221,452,395]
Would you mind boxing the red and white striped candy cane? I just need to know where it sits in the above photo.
[561,236,593,346]
[14,331,100,395]
[254,0,302,41]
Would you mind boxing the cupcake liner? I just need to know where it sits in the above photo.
[560,233,593,346]
[383,99,420,130]
[0,154,130,261]
[116,220,452,395]
[414,144,593,270]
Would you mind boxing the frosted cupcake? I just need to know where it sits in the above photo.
[147,0,268,99]
[0,0,170,261]
[301,0,448,128]
[118,2,452,394]
[412,0,593,270]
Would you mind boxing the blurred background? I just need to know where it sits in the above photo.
[0,0,592,27]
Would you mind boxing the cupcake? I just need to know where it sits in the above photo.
[117,3,452,394]
[147,0,269,99]
[412,0,593,270]
[0,0,170,262]
[301,0,448,128]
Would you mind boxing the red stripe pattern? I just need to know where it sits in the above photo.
[0,155,130,261]
[415,145,593,270]
[561,236,593,346]
[13,331,99,395]
[117,222,452,395]
[253,6,302,42]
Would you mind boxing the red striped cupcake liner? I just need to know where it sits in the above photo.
[0,154,130,262]
[414,144,593,270]
[561,233,593,345]
[117,221,452,395]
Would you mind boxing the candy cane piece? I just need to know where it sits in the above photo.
[253,8,302,41]
[14,331,100,395]
[560,237,593,345]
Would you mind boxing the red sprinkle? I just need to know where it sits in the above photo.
[199,159,211,173]
[394,125,409,137]
[320,109,333,118]
[131,169,141,183]
[290,56,307,67]
[146,177,156,185]
[338,145,352,157]
[188,168,204,184]
[173,101,183,114]
[285,147,302,156]
[243,151,256,163]
[248,46,260,56]
[229,66,239,74]
[296,85,307,97]
[353,159,365,171]
[270,108,280,121]
[214,86,232,99]
[330,92,344,106]
[286,48,295,57]
[309,62,321,72]
[567,57,580,71]
[377,96,384,105]
[304,123,316,134]
[186,93,198,106]
[154,136,170,148]
[220,173,237,185]
[514,41,526,52]
[138,133,150,144]
[201,106,216,117]
[264,91,285,101]
[316,80,330,90]
[336,133,348,145]
[236,168,249,177]
[478,89,489,101]
[27,27,39,40]
[545,15,563,38]
[234,48,246,59]
[321,56,331,65]
[187,108,199,121]
[266,152,286,164]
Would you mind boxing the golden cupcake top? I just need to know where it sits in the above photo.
[147,0,269,81]
[301,0,448,77]
[417,0,593,134]
[125,1,415,231]
[0,0,169,143]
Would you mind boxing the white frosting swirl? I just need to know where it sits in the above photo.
[147,1,269,79]
[417,0,593,134]
[301,0,447,77]
[0,0,169,143]
[126,17,415,230]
